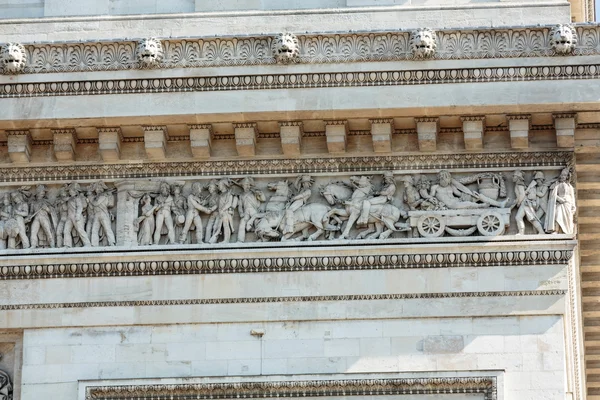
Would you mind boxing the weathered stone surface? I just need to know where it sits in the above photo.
[143,126,168,160]
[325,121,348,153]
[52,129,76,162]
[97,127,122,161]
[7,130,32,163]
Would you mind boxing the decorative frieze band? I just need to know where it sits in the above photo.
[5,290,565,312]
[0,249,574,279]
[0,151,573,182]
[1,63,598,98]
[86,377,498,400]
[4,24,600,75]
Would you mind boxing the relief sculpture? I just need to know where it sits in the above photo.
[0,167,575,251]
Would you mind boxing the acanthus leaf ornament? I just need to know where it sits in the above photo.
[0,43,26,74]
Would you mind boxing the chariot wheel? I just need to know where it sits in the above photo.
[417,214,446,238]
[476,211,505,236]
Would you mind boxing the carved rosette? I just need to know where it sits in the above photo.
[549,24,578,55]
[409,28,437,59]
[0,43,26,74]
[136,38,164,67]
[272,33,300,64]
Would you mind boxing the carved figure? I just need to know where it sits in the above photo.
[204,180,219,243]
[236,177,266,242]
[134,194,155,246]
[430,170,509,209]
[0,369,12,400]
[545,167,576,234]
[409,28,437,59]
[64,183,91,247]
[84,185,95,239]
[323,177,409,240]
[416,177,446,211]
[272,33,300,64]
[513,170,545,235]
[533,171,549,220]
[549,24,577,54]
[153,182,175,245]
[359,171,396,225]
[179,182,216,244]
[55,186,69,248]
[283,175,313,235]
[401,176,422,211]
[90,181,116,247]
[29,184,57,248]
[255,180,336,242]
[0,43,26,74]
[0,195,12,250]
[9,190,30,249]
[209,178,237,244]
[136,38,164,66]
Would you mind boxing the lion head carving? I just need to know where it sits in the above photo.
[136,38,164,67]
[549,24,577,54]
[1,43,26,74]
[409,28,437,59]
[272,33,300,64]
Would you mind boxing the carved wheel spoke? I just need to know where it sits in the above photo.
[476,211,505,236]
[417,214,446,238]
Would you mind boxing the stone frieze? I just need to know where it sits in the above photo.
[0,166,575,253]
[3,24,600,75]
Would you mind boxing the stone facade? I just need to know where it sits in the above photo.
[0,2,597,400]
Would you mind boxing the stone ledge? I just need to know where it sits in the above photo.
[0,238,575,279]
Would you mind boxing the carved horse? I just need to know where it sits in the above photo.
[321,179,410,240]
[254,180,337,241]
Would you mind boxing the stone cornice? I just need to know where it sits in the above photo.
[0,151,572,182]
[2,62,598,98]
[5,24,600,75]
[86,376,497,400]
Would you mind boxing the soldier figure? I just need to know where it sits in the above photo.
[90,181,116,246]
[358,171,396,225]
[533,171,549,220]
[209,178,237,244]
[279,175,312,235]
[55,185,69,248]
[237,177,266,242]
[179,182,216,244]
[204,180,219,243]
[153,182,175,245]
[29,184,56,248]
[513,170,545,235]
[64,182,91,247]
[10,190,30,249]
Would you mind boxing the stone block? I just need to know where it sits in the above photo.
[370,118,393,153]
[143,126,168,160]
[415,117,439,151]
[325,120,348,153]
[97,127,122,161]
[6,130,32,163]
[461,116,485,150]
[227,359,261,375]
[71,344,115,363]
[145,361,192,378]
[189,124,213,158]
[507,115,531,149]
[234,123,258,157]
[166,342,205,361]
[264,339,324,358]
[205,341,261,360]
[116,343,167,362]
[324,338,360,357]
[52,129,76,161]
[359,337,391,356]
[279,121,303,156]
[422,335,464,353]
[23,346,45,365]
[191,360,228,376]
[553,113,576,148]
